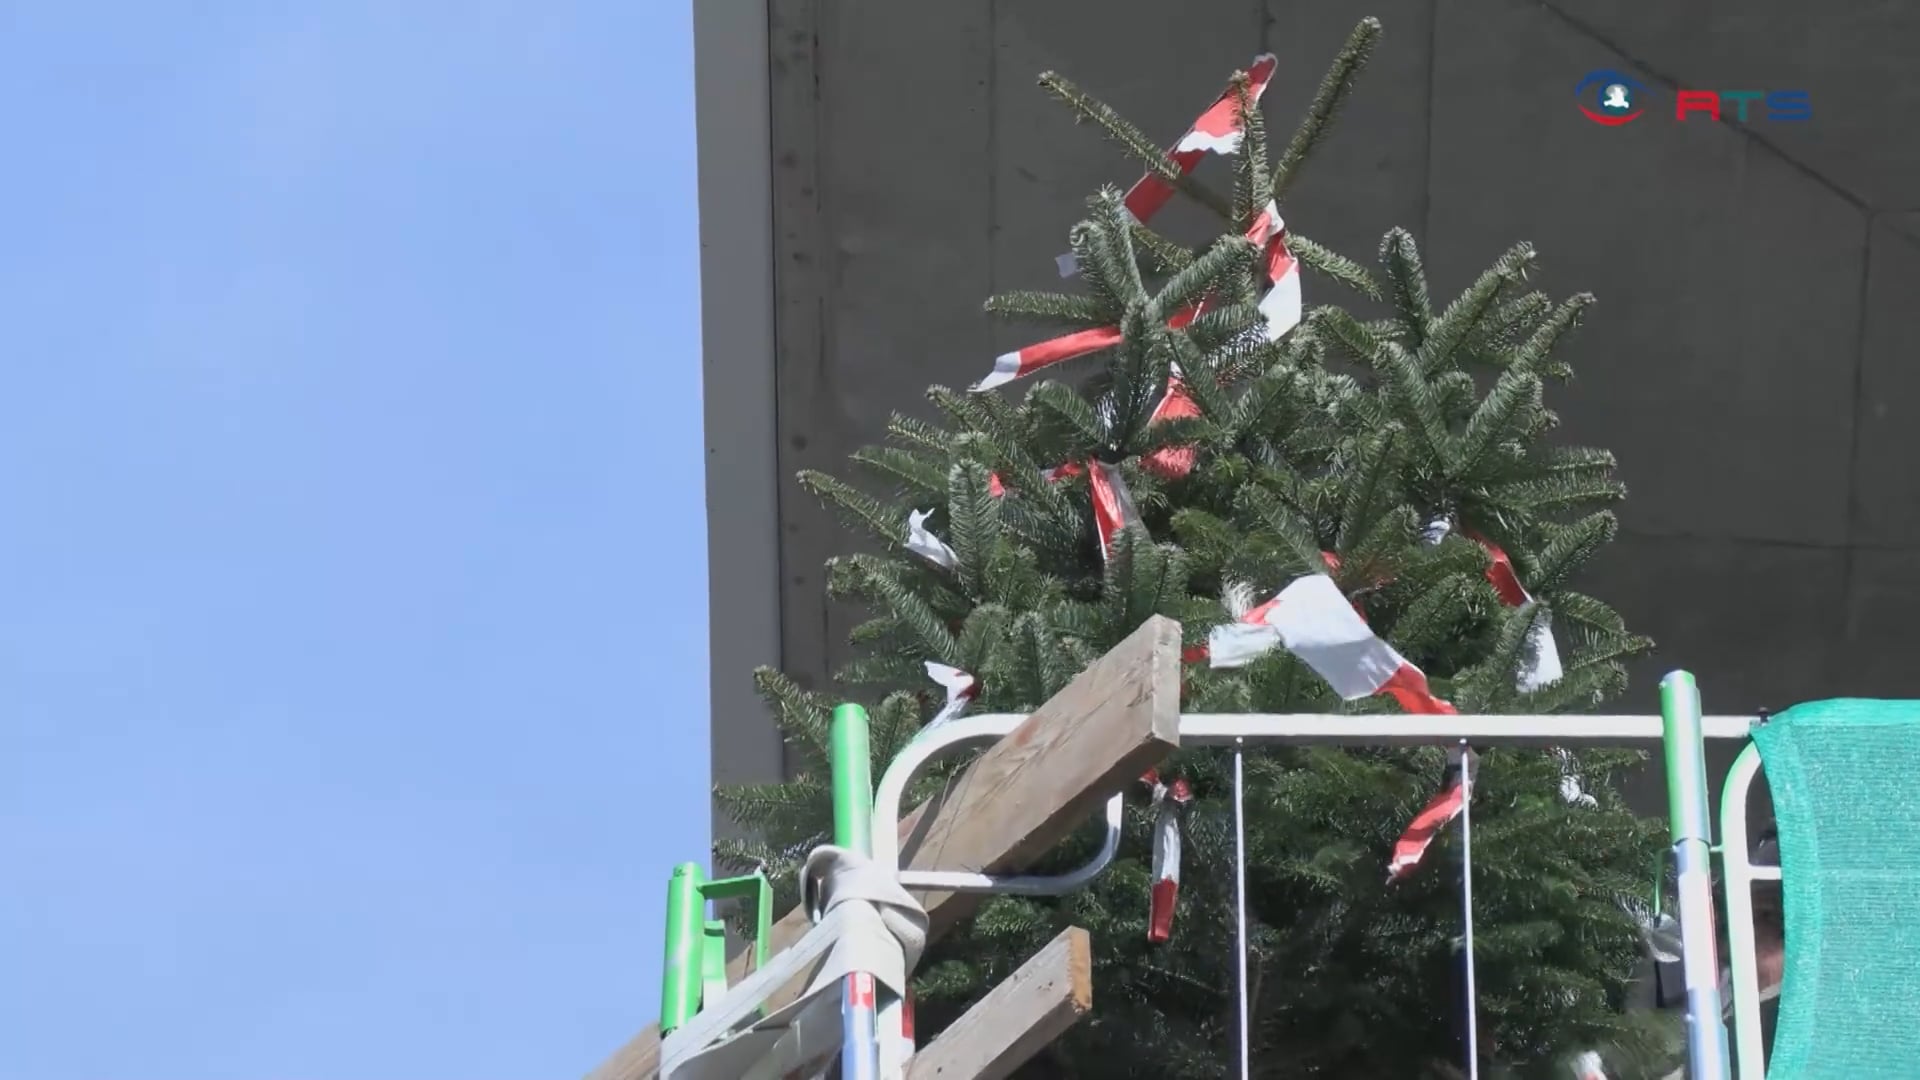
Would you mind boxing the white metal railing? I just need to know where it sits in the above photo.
[868,709,1764,1080]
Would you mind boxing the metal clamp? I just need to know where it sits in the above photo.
[872,713,1123,896]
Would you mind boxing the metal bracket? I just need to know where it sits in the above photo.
[873,714,1124,896]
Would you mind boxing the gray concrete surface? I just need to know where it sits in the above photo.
[693,0,783,836]
[698,0,1920,823]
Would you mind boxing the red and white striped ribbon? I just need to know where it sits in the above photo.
[1144,769,1194,943]
[1430,520,1590,805]
[1425,518,1563,693]
[921,661,978,734]
[1386,745,1476,882]
[978,209,1300,391]
[905,508,957,569]
[899,990,917,1069]
[973,305,1202,392]
[985,461,1087,497]
[1386,523,1586,880]
[1473,533,1564,692]
[1057,54,1279,275]
[1245,199,1303,343]
[981,56,1295,393]
[1207,571,1456,715]
[1142,368,1202,480]
[980,460,1139,564]
[1088,461,1142,562]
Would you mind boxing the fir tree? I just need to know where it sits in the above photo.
[716,20,1678,1078]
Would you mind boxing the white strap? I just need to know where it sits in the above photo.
[661,847,929,1080]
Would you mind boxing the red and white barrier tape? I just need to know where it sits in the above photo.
[1477,534,1564,692]
[988,199,1304,393]
[1429,520,1590,805]
[1144,769,1194,943]
[905,508,958,569]
[973,305,1201,392]
[979,56,1296,394]
[921,661,978,734]
[1208,570,1457,715]
[1058,54,1279,272]
[1142,369,1202,480]
[1387,744,1476,882]
[1246,199,1303,344]
[1088,461,1142,562]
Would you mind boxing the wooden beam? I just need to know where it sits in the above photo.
[906,926,1092,1080]
[585,615,1181,1080]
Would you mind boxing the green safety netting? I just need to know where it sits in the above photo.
[1752,698,1920,1078]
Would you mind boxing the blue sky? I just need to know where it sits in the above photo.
[0,4,708,1077]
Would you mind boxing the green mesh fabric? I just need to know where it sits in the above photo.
[1751,699,1920,1078]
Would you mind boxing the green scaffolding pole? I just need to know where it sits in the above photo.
[831,703,880,1080]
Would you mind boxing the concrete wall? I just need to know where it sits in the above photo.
[694,0,783,833]
[699,0,1920,820]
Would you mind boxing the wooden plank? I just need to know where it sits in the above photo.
[584,615,1181,1080]
[906,927,1093,1080]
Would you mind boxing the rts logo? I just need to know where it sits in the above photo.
[1675,88,1811,122]
[1575,69,1812,124]
[1575,70,1645,125]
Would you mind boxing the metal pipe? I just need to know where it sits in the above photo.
[870,714,1124,895]
[1459,741,1480,1080]
[1179,712,1756,747]
[1719,744,1770,1079]
[658,862,705,1035]
[830,704,879,1080]
[1231,740,1251,1080]
[1661,671,1731,1080]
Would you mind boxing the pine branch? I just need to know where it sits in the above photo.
[852,445,948,501]
[1373,340,1456,465]
[1457,601,1552,709]
[1453,370,1544,478]
[1288,232,1384,300]
[953,602,1013,674]
[1507,293,1594,380]
[983,289,1113,325]
[1314,305,1390,366]
[1029,380,1111,452]
[1230,77,1273,224]
[846,559,961,666]
[1087,188,1149,303]
[886,412,952,453]
[1385,573,1478,658]
[867,690,924,766]
[1271,17,1383,198]
[946,458,1003,595]
[836,652,923,688]
[1528,511,1617,594]
[1491,470,1625,518]
[1334,424,1405,552]
[752,665,832,765]
[1127,218,1198,275]
[1551,591,1630,639]
[799,469,906,547]
[715,778,828,831]
[1235,482,1328,578]
[1228,367,1303,439]
[1379,228,1434,339]
[1421,242,1535,374]
[1473,291,1553,353]
[1037,71,1235,220]
[1151,232,1257,324]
